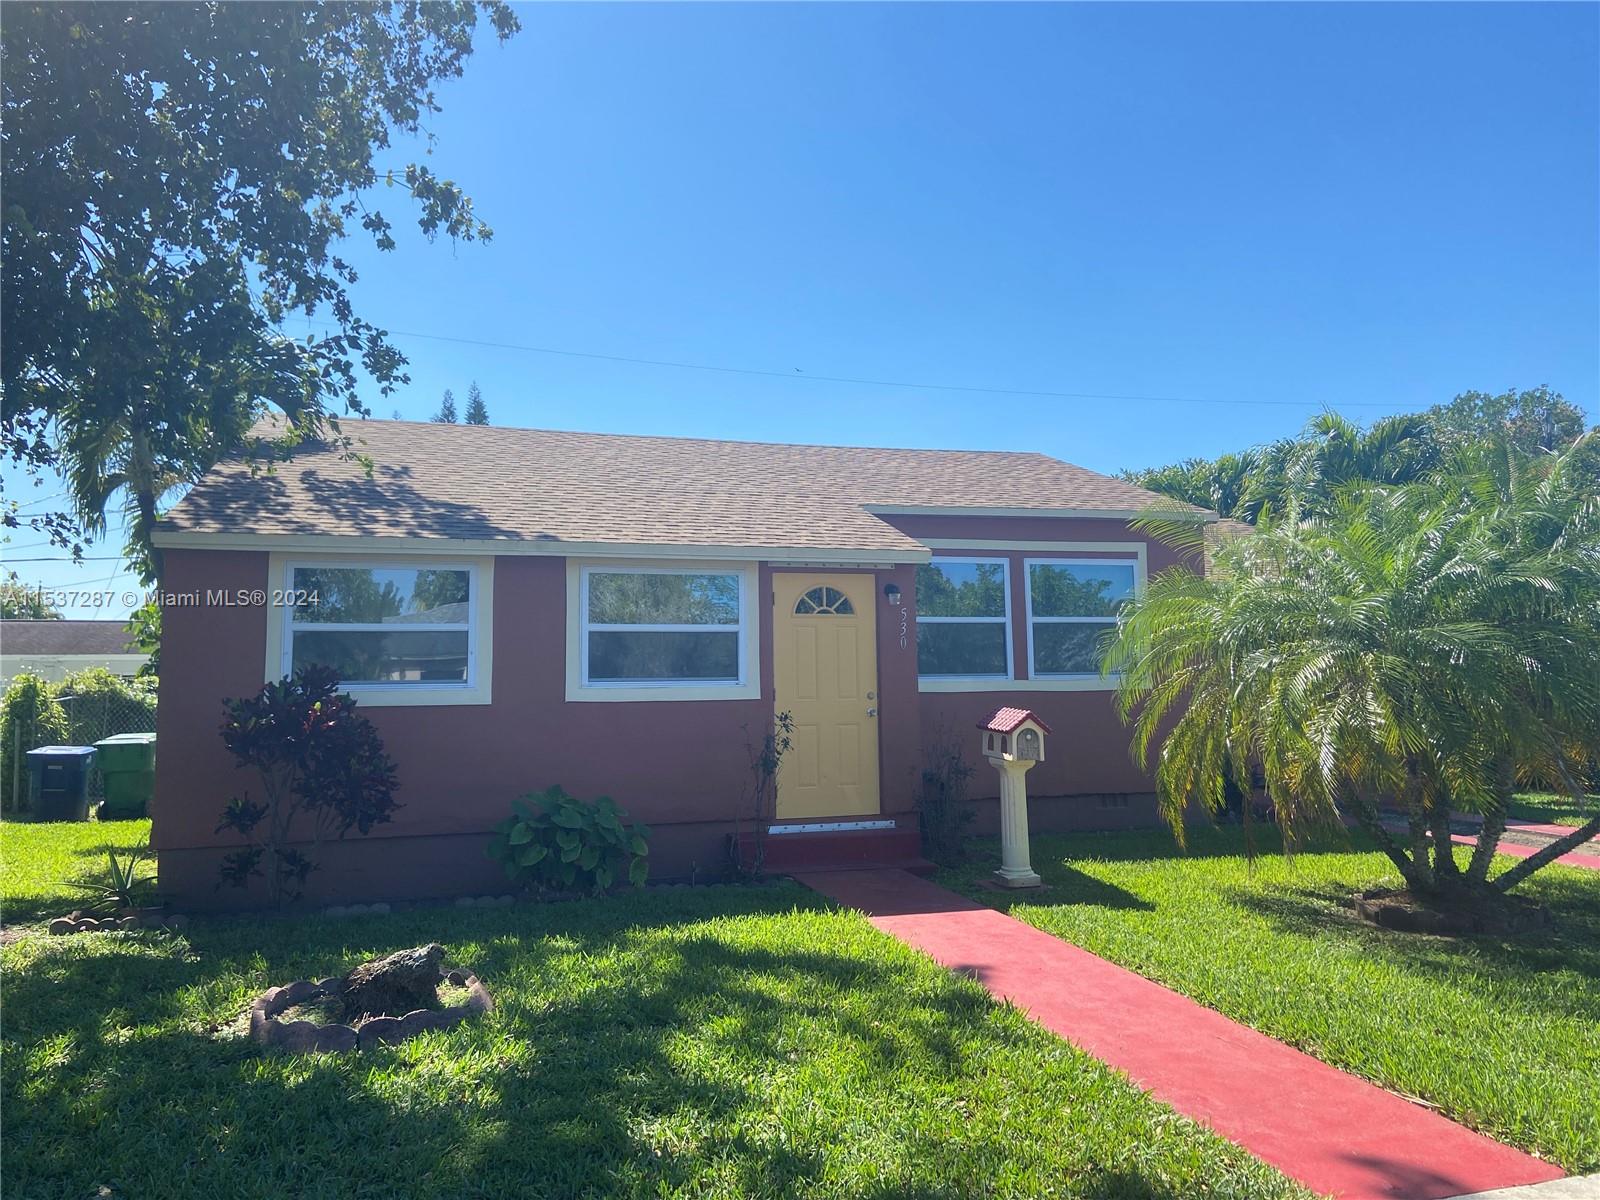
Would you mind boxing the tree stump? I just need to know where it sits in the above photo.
[338,944,445,1020]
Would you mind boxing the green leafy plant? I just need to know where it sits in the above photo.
[69,841,156,915]
[918,724,976,865]
[0,672,70,812]
[488,786,650,894]
[216,666,401,905]
[730,711,794,879]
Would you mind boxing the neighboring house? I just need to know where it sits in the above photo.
[0,620,148,688]
[151,421,1215,907]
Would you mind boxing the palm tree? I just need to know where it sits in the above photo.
[1245,411,1441,521]
[1107,434,1599,899]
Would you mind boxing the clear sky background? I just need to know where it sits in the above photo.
[6,1,1598,616]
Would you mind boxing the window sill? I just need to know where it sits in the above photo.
[918,676,1119,694]
[566,680,762,703]
[337,683,492,708]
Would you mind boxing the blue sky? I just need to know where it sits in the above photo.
[6,1,1597,615]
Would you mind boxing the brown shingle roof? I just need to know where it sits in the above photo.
[158,420,1200,554]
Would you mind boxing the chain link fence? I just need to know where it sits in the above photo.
[2,674,158,813]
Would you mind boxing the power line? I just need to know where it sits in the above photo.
[2,555,127,563]
[296,318,1396,410]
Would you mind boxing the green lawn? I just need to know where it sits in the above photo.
[939,827,1600,1173]
[0,816,153,923]
[1508,791,1598,828]
[0,821,1308,1200]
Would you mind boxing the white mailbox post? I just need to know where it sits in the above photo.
[979,707,1051,888]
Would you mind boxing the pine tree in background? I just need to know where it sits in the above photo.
[432,389,458,423]
[464,381,489,425]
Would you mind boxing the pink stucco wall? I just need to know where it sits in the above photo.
[154,515,1186,906]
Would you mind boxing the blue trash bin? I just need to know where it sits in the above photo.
[25,746,98,822]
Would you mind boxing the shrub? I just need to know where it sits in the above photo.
[216,666,400,905]
[488,785,650,894]
[0,673,70,811]
[918,725,976,865]
[56,667,158,747]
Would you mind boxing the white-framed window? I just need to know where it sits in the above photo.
[1024,558,1138,678]
[915,557,1013,680]
[280,561,480,692]
[569,562,758,700]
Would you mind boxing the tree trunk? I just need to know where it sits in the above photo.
[133,484,163,584]
[1467,758,1511,884]
[1428,787,1460,881]
[1341,785,1417,880]
[1492,812,1600,894]
[1403,766,1435,892]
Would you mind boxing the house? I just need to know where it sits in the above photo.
[0,619,149,687]
[150,421,1213,907]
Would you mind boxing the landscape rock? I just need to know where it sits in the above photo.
[369,902,392,914]
[357,1016,406,1049]
[338,944,445,1021]
[313,1024,359,1053]
[454,896,474,908]
[268,1019,321,1053]
[47,918,74,935]
[279,979,322,1007]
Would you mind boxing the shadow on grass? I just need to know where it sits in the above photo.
[2,885,1251,1199]
[1226,876,1600,1024]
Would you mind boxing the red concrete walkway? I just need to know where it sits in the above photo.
[799,868,1566,1200]
[1448,833,1600,873]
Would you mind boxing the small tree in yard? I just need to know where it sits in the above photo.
[1108,434,1600,909]
[217,666,400,905]
[734,711,794,877]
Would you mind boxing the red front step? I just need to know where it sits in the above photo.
[733,826,936,875]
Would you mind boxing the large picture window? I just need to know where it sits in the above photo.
[581,568,746,685]
[284,564,476,686]
[916,558,1011,679]
[1026,559,1137,677]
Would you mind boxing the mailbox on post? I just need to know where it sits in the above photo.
[979,707,1051,888]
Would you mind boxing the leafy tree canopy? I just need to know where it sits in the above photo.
[0,572,61,619]
[1122,388,1594,523]
[1,2,519,573]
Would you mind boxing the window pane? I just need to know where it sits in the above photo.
[1029,563,1135,618]
[1032,622,1110,675]
[291,567,470,624]
[916,561,1007,618]
[917,622,1008,677]
[588,630,740,681]
[588,573,740,625]
[291,629,469,683]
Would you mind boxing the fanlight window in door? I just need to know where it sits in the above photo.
[794,586,854,615]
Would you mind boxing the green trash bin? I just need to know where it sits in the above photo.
[26,746,97,821]
[95,733,157,819]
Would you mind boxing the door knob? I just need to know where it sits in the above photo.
[866,707,878,717]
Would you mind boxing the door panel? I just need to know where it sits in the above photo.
[773,574,881,818]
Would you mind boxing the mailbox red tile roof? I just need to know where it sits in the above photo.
[979,707,1054,734]
[157,420,1204,554]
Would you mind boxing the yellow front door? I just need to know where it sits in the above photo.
[772,574,881,819]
